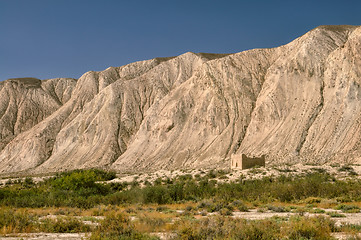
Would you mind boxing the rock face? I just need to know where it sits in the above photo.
[0,25,361,174]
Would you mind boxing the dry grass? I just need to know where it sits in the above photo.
[134,211,175,232]
[2,202,361,238]
[2,167,361,238]
[163,202,198,210]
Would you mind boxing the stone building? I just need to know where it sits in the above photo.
[231,154,265,169]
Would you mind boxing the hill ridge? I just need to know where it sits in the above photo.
[0,25,360,175]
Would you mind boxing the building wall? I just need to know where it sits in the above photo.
[231,154,265,169]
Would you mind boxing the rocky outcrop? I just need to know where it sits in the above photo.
[0,25,360,174]
[239,25,361,164]
[0,77,76,151]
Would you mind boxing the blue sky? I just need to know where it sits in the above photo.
[1,0,361,80]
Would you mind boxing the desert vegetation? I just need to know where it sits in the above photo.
[1,167,361,239]
[1,168,361,208]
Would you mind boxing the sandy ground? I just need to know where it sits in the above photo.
[232,209,361,226]
[107,163,361,187]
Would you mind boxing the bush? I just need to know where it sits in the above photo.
[173,214,336,240]
[327,212,346,218]
[137,214,167,232]
[39,216,90,233]
[175,216,281,240]
[22,177,35,188]
[267,205,287,213]
[309,208,326,214]
[340,223,361,233]
[219,208,232,216]
[335,204,360,213]
[1,171,361,210]
[305,197,322,204]
[236,219,281,240]
[51,170,108,193]
[0,209,35,234]
[90,212,156,240]
[284,216,335,239]
[232,200,249,212]
[184,206,193,211]
[142,185,171,204]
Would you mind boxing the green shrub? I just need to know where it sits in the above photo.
[142,185,171,204]
[206,170,217,179]
[309,208,326,214]
[177,174,193,182]
[219,208,232,216]
[232,200,249,212]
[1,171,361,210]
[22,177,35,188]
[335,204,360,213]
[327,211,346,218]
[108,182,128,191]
[51,170,104,192]
[267,205,287,213]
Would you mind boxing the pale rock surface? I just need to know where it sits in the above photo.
[0,57,172,173]
[0,25,360,174]
[37,52,225,172]
[239,25,361,164]
[0,77,76,151]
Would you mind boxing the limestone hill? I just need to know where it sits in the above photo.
[1,25,360,174]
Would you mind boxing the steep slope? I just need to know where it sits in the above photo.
[0,57,173,173]
[0,25,360,174]
[239,25,360,164]
[113,25,361,170]
[299,26,361,163]
[112,48,280,171]
[0,77,76,151]
[36,52,226,172]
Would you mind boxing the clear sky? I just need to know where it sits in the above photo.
[1,0,361,81]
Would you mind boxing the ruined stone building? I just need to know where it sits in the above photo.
[231,154,265,169]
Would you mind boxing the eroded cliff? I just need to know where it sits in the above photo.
[0,25,360,174]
